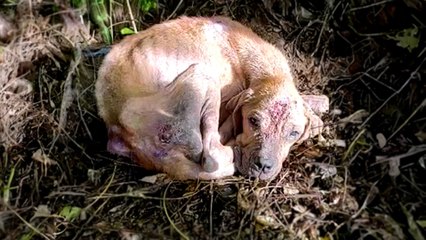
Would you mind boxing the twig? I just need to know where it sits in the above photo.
[85,164,116,210]
[350,182,378,220]
[349,0,395,12]
[372,144,426,165]
[3,166,14,205]
[49,46,82,153]
[125,0,138,33]
[162,182,189,240]
[209,181,214,238]
[72,165,117,240]
[343,128,367,161]
[364,70,396,92]
[359,56,426,129]
[386,98,426,142]
[311,9,330,57]
[166,0,183,21]
[76,94,93,140]
[349,25,390,37]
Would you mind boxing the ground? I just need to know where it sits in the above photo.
[0,0,425,239]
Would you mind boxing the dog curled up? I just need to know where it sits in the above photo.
[95,16,329,180]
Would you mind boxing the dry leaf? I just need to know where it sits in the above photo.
[317,164,337,179]
[334,139,346,147]
[237,189,251,211]
[419,154,425,169]
[255,214,280,228]
[338,109,369,128]
[376,133,387,148]
[388,157,401,177]
[292,204,307,213]
[283,185,299,195]
[32,149,57,165]
[31,205,51,221]
[415,130,426,142]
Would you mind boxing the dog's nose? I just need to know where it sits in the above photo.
[253,158,273,173]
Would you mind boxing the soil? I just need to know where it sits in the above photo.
[0,0,425,239]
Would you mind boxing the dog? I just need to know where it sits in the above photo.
[95,16,328,180]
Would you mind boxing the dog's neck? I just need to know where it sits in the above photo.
[234,38,293,89]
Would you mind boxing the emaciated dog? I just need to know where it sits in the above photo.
[95,16,328,180]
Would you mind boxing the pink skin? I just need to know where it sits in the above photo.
[104,65,234,180]
[268,101,290,124]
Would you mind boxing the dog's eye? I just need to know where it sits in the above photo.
[288,130,299,140]
[248,116,260,128]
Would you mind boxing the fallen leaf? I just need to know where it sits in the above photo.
[388,157,401,177]
[419,154,425,169]
[59,206,81,222]
[292,204,307,213]
[283,185,299,195]
[303,148,323,158]
[120,27,135,36]
[330,108,342,116]
[140,173,168,184]
[338,109,369,128]
[32,205,51,220]
[376,133,387,148]
[317,164,337,179]
[255,214,280,228]
[237,189,251,211]
[387,26,419,52]
[334,139,346,148]
[401,204,426,240]
[415,131,426,142]
[416,220,426,228]
[32,149,57,165]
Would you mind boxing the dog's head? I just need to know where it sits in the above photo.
[227,76,327,180]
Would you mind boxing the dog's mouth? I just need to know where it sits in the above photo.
[233,145,260,176]
[233,144,284,180]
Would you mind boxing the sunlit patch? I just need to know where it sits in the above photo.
[203,22,225,40]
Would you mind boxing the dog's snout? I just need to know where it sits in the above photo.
[253,157,274,173]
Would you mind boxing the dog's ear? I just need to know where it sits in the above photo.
[301,95,329,114]
[297,96,328,143]
[226,88,254,136]
[297,110,324,143]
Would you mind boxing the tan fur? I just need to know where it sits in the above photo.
[96,16,327,180]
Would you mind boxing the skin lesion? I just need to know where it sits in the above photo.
[157,124,173,144]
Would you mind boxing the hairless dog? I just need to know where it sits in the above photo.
[95,16,328,180]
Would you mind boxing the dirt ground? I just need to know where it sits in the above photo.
[1,0,425,239]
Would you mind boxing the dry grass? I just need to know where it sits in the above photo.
[1,0,425,239]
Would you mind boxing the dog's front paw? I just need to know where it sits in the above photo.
[202,141,234,173]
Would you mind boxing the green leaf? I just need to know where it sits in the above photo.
[100,28,112,44]
[417,220,426,228]
[401,204,426,240]
[19,233,33,240]
[59,206,81,222]
[139,0,157,13]
[120,27,135,35]
[71,0,86,8]
[387,26,419,52]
